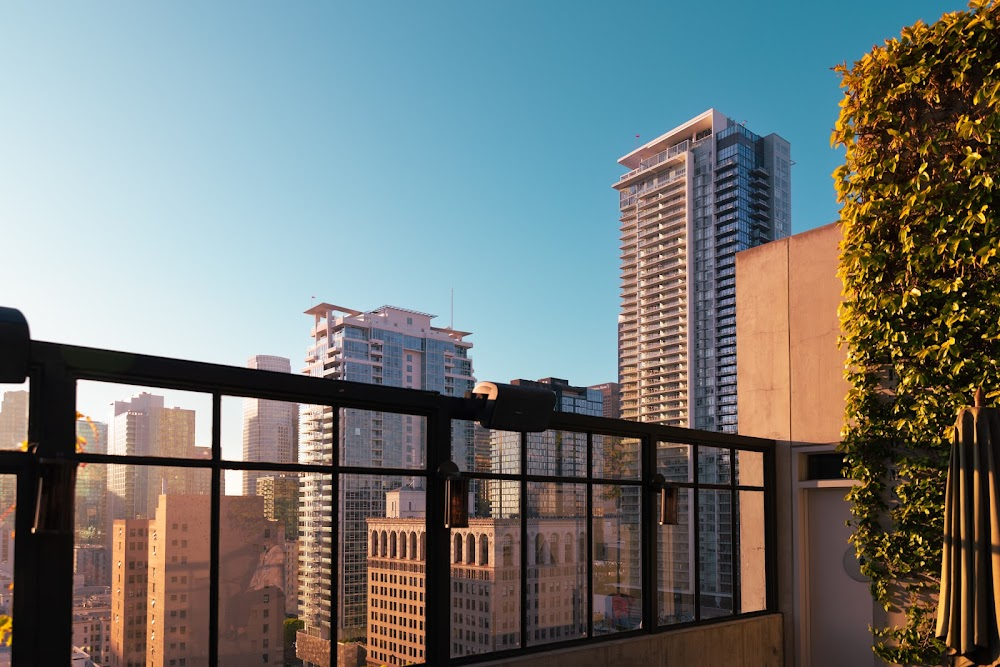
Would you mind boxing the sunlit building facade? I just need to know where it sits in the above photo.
[107,393,202,522]
[366,511,589,666]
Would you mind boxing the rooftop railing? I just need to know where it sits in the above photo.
[0,306,775,666]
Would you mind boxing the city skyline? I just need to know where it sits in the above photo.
[0,2,969,399]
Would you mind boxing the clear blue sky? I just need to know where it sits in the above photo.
[1,1,970,424]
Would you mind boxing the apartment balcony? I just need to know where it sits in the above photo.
[615,140,690,187]
[0,306,780,667]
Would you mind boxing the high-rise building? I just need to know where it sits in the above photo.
[111,495,286,667]
[107,393,207,524]
[589,382,621,419]
[110,518,150,667]
[614,109,791,432]
[0,390,28,555]
[490,378,601,518]
[242,355,298,496]
[256,474,301,616]
[73,544,111,588]
[76,419,109,549]
[256,474,300,540]
[0,390,27,449]
[297,303,475,664]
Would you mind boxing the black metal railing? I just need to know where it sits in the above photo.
[0,307,776,666]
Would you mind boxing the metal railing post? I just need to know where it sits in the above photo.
[641,432,657,633]
[424,406,453,664]
[22,350,77,666]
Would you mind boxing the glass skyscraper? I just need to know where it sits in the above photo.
[614,109,791,432]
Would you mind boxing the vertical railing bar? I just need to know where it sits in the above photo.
[641,433,656,633]
[692,443,701,622]
[209,392,222,667]
[730,447,740,616]
[764,444,778,612]
[519,430,528,651]
[330,404,341,667]
[424,406,452,664]
[21,358,76,666]
[585,431,594,639]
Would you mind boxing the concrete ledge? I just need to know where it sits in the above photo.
[474,613,783,667]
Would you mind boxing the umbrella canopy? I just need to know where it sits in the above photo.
[937,389,1000,666]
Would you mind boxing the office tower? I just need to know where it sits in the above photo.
[73,545,111,588]
[147,494,285,667]
[257,474,301,616]
[76,420,109,549]
[243,355,298,495]
[0,391,28,555]
[297,303,475,663]
[0,390,27,449]
[256,474,300,540]
[614,109,791,432]
[589,382,621,419]
[111,495,286,667]
[107,392,204,523]
[489,379,601,518]
[110,518,150,667]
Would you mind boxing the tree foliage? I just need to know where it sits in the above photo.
[833,1,1000,663]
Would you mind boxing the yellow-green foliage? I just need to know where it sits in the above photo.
[833,1,1000,663]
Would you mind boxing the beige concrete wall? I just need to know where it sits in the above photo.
[474,614,782,667]
[736,222,846,445]
[736,223,884,667]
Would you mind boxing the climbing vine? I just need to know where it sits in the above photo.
[833,1,1000,663]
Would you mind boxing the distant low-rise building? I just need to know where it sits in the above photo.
[73,593,111,667]
[365,490,590,666]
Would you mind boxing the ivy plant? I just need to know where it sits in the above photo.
[833,1,1000,664]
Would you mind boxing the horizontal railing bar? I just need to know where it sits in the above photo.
[33,340,463,419]
[32,339,775,453]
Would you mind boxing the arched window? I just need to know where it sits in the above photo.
[380,530,388,557]
[370,531,378,557]
[550,533,560,564]
[400,531,408,559]
[454,534,463,564]
[564,532,573,563]
[502,535,513,567]
[390,531,397,558]
[419,533,426,560]
[480,536,489,566]
[466,534,475,564]
[410,532,418,560]
[535,533,545,566]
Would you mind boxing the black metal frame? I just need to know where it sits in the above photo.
[4,331,777,666]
